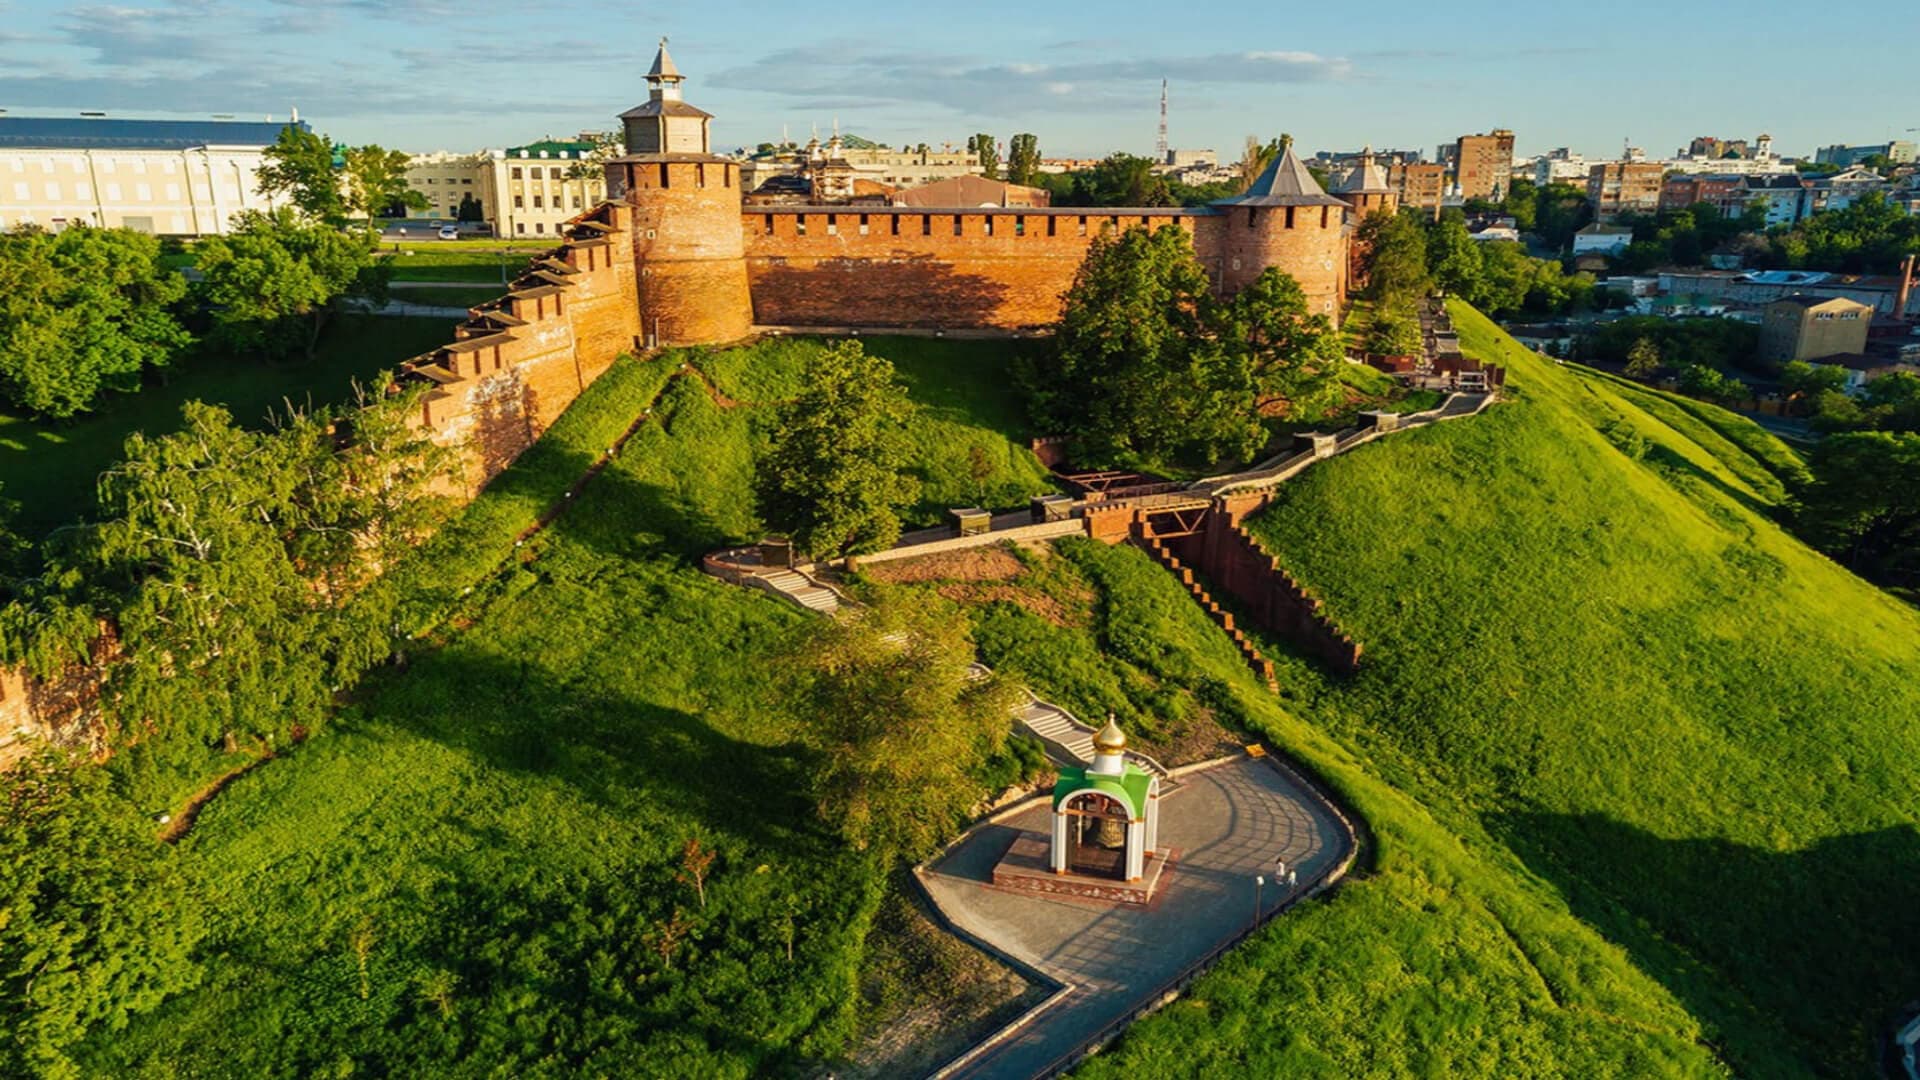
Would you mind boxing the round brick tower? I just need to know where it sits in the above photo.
[1211,143,1349,323]
[606,41,752,346]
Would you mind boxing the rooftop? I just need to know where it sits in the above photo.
[1214,145,1347,208]
[0,116,304,151]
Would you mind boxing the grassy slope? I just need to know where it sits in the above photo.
[0,315,456,538]
[1094,302,1918,1078]
[81,336,1056,1076]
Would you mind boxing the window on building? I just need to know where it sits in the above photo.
[764,213,774,233]
[984,216,994,236]
[1014,216,1025,236]
[953,216,962,236]
[511,167,523,179]
[858,214,869,236]
[516,223,526,234]
[462,178,473,185]
[572,196,581,208]
[797,217,808,236]
[533,195,543,208]
[1047,216,1057,237]
[536,223,546,233]
[826,214,837,236]
[514,195,524,208]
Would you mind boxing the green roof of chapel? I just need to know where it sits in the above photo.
[1052,765,1154,820]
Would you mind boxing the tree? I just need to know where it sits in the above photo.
[677,837,715,909]
[0,226,190,418]
[1781,359,1849,401]
[341,145,427,228]
[973,132,1000,180]
[0,753,203,1079]
[456,193,484,222]
[755,342,920,559]
[1024,224,1261,466]
[1076,154,1172,207]
[256,124,345,223]
[1225,268,1342,413]
[787,592,1019,855]
[1426,215,1484,297]
[1678,363,1745,404]
[1006,133,1040,186]
[1795,431,1920,588]
[52,393,447,755]
[194,208,388,361]
[1360,210,1431,314]
[1625,337,1662,378]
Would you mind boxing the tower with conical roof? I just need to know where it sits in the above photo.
[619,39,711,155]
[1205,143,1350,322]
[607,40,753,346]
[1332,147,1397,219]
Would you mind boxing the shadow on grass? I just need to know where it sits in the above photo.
[1490,811,1920,1078]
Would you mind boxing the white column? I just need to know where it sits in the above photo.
[1051,809,1071,873]
[1145,793,1159,856]
[1126,820,1146,881]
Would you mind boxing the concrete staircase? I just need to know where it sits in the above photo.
[972,663,1170,780]
[758,569,841,614]
[1142,537,1280,693]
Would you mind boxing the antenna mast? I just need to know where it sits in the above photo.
[1156,79,1169,164]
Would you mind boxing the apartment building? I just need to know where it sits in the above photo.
[1454,129,1516,200]
[0,115,296,235]
[1390,161,1448,217]
[1586,161,1666,220]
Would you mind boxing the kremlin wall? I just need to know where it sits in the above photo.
[402,42,1379,490]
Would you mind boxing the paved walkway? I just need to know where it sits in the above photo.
[922,756,1354,1079]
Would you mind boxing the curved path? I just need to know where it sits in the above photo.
[923,756,1353,1079]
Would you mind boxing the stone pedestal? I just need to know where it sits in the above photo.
[991,832,1174,906]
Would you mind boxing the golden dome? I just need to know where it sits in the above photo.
[1094,716,1127,753]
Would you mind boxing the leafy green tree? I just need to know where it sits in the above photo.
[1025,225,1260,466]
[1796,430,1920,588]
[1678,363,1745,404]
[1782,360,1849,400]
[1225,268,1342,413]
[1006,133,1040,186]
[1365,307,1422,358]
[0,226,190,418]
[973,132,1000,180]
[1502,177,1539,232]
[342,145,427,228]
[255,125,345,223]
[51,394,447,755]
[787,592,1019,855]
[1625,337,1662,378]
[1532,181,1593,252]
[755,342,920,559]
[561,130,623,181]
[193,208,388,361]
[1360,210,1431,314]
[0,752,204,1079]
[1426,215,1484,297]
[1863,371,1920,432]
[456,193,484,222]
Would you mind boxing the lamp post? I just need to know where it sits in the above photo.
[1252,874,1265,930]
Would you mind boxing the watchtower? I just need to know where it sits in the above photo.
[1207,143,1349,323]
[606,40,753,346]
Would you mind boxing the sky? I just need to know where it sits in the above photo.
[1,0,1916,162]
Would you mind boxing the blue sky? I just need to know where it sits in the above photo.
[1,0,1915,161]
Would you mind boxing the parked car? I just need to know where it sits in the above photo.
[438,225,460,240]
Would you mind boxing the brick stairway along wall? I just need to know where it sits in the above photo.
[1165,500,1362,675]
[411,201,643,494]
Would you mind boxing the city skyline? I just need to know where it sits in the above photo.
[1,0,1916,160]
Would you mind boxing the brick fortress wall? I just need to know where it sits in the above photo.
[737,205,1347,331]
[407,201,643,493]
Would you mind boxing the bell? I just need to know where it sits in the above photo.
[1093,814,1127,850]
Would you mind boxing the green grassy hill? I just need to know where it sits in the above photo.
[58,314,1920,1077]
[1085,302,1920,1078]
[75,336,1057,1076]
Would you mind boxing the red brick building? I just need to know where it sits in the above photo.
[1660,175,1746,215]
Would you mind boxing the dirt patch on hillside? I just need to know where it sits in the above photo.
[863,546,1024,584]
